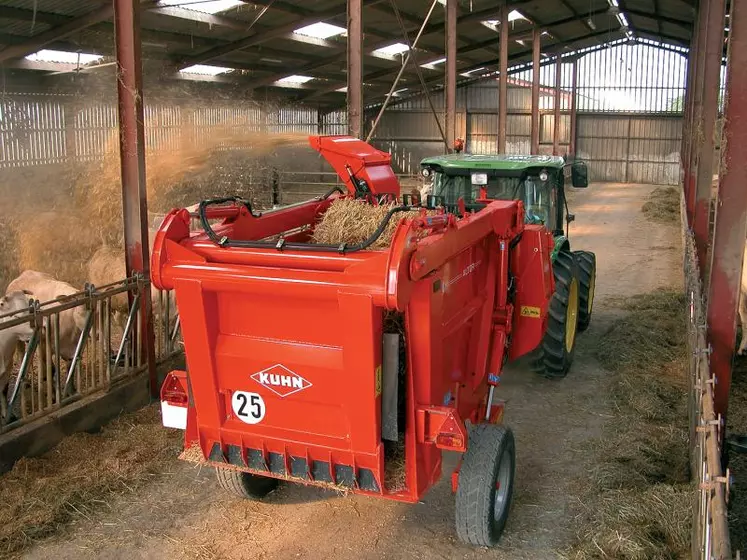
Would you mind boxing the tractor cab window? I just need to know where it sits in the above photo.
[431,171,557,230]
[432,173,471,205]
[523,175,557,230]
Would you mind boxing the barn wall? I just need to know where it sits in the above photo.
[576,114,682,185]
[367,81,683,185]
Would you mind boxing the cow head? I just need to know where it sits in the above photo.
[0,291,34,339]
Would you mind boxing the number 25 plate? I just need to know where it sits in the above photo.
[231,391,266,425]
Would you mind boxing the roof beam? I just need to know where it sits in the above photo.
[652,0,663,37]
[556,0,596,32]
[0,6,69,27]
[327,29,626,105]
[623,8,693,31]
[0,0,159,64]
[301,10,615,100]
[368,3,501,57]
[178,0,386,69]
[147,6,248,31]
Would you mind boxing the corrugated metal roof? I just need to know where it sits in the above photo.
[0,0,696,108]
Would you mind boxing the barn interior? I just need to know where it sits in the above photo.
[0,1,742,558]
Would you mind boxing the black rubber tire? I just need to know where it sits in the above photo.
[530,250,580,378]
[215,468,279,499]
[455,424,516,547]
[573,250,596,332]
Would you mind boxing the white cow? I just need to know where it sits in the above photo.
[0,291,34,421]
[6,271,87,361]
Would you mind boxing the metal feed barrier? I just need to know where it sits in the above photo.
[0,276,180,433]
[683,198,734,560]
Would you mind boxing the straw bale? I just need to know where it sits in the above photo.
[312,198,426,249]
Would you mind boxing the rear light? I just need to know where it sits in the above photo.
[436,433,464,450]
[160,371,189,429]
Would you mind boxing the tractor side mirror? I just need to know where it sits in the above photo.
[571,161,589,188]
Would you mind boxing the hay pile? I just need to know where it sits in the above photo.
[642,187,680,224]
[312,199,424,249]
[0,405,181,556]
[569,289,692,560]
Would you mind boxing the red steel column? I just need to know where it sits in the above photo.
[569,58,578,158]
[693,0,726,274]
[445,0,457,149]
[687,0,711,226]
[553,54,561,156]
[497,1,508,153]
[707,0,746,422]
[347,0,363,138]
[113,0,157,395]
[681,24,699,203]
[530,26,541,154]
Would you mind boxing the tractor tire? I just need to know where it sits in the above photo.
[530,251,580,378]
[215,467,279,499]
[455,424,516,547]
[573,250,596,332]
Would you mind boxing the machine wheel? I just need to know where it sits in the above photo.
[215,467,279,499]
[530,251,580,378]
[455,424,516,547]
[573,250,596,332]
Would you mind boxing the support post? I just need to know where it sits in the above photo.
[681,26,699,199]
[531,26,541,154]
[687,0,711,226]
[569,58,578,158]
[113,0,157,396]
[553,54,561,156]
[707,0,746,424]
[347,0,363,138]
[445,0,457,150]
[693,0,726,274]
[498,1,508,153]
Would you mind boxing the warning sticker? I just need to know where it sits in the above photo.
[375,365,382,397]
[520,306,542,318]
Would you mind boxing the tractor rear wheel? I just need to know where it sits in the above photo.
[573,250,596,332]
[455,424,516,547]
[215,467,279,499]
[530,250,580,378]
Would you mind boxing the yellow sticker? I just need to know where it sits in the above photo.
[375,365,382,396]
[520,305,541,318]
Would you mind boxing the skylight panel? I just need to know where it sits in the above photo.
[180,64,232,75]
[275,75,314,85]
[461,67,486,77]
[421,57,446,68]
[25,50,103,65]
[482,11,526,32]
[158,0,244,14]
[294,22,346,39]
[374,43,409,56]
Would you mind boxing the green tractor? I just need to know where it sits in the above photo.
[418,153,596,378]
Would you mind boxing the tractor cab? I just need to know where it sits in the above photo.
[419,154,588,236]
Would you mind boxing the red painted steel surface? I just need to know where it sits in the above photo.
[693,0,726,274]
[153,136,553,502]
[309,135,400,197]
[706,0,747,420]
[113,0,157,395]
